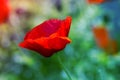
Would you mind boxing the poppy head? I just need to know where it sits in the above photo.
[0,0,10,24]
[92,27,109,48]
[93,27,118,54]
[87,0,105,4]
[19,16,72,57]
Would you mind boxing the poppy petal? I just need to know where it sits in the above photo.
[19,35,71,57]
[19,39,55,57]
[34,36,71,51]
[48,36,71,50]
[24,19,62,40]
[24,16,72,40]
[57,16,72,36]
[19,39,39,52]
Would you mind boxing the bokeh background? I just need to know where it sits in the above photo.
[0,0,120,80]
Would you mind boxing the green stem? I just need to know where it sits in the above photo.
[57,55,72,80]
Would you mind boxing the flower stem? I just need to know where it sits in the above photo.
[57,55,72,80]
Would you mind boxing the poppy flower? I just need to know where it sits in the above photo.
[87,0,105,4]
[92,27,109,48]
[92,27,118,54]
[0,0,10,24]
[19,16,72,57]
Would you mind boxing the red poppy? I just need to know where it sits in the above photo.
[87,0,105,4]
[92,27,109,48]
[92,27,118,54]
[19,16,72,57]
[0,0,10,24]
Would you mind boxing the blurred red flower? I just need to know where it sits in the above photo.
[0,0,10,24]
[92,27,109,48]
[19,16,72,57]
[92,27,118,54]
[87,0,105,4]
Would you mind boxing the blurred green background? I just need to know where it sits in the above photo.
[0,0,120,80]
